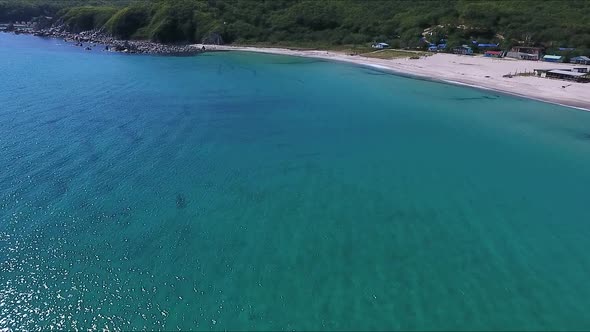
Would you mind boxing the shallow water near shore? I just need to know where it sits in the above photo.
[2,33,590,330]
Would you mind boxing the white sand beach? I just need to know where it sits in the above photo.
[198,45,590,111]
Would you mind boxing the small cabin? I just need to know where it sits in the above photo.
[453,45,473,55]
[543,55,563,62]
[372,42,390,49]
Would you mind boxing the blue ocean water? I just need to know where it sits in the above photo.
[2,33,590,330]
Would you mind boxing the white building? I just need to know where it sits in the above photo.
[372,42,390,49]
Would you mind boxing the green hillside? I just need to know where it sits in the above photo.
[2,0,590,54]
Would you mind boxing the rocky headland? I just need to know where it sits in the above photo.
[1,19,204,56]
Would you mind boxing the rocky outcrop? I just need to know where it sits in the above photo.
[14,24,202,56]
[201,32,223,45]
[3,14,210,56]
[31,16,53,30]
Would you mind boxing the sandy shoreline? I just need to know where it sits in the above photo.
[197,44,590,111]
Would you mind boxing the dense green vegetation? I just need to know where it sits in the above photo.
[60,6,118,32]
[2,0,590,55]
[0,0,127,22]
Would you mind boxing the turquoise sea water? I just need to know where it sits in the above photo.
[2,33,590,330]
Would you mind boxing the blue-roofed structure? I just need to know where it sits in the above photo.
[477,43,499,48]
[570,56,590,65]
[543,55,563,62]
[428,43,446,52]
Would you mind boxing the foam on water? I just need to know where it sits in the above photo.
[2,33,590,330]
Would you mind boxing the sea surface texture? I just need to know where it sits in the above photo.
[2,33,590,330]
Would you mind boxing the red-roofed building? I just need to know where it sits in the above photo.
[484,51,503,58]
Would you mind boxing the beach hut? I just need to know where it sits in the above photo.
[453,45,473,55]
[543,55,563,62]
[570,56,590,65]
[372,42,390,49]
[484,51,503,58]
[428,45,438,52]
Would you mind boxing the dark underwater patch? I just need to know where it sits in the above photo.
[42,115,68,126]
[176,193,187,209]
[270,59,324,65]
[118,120,143,144]
[362,69,389,76]
[53,177,69,196]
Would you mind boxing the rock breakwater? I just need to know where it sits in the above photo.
[3,22,202,56]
